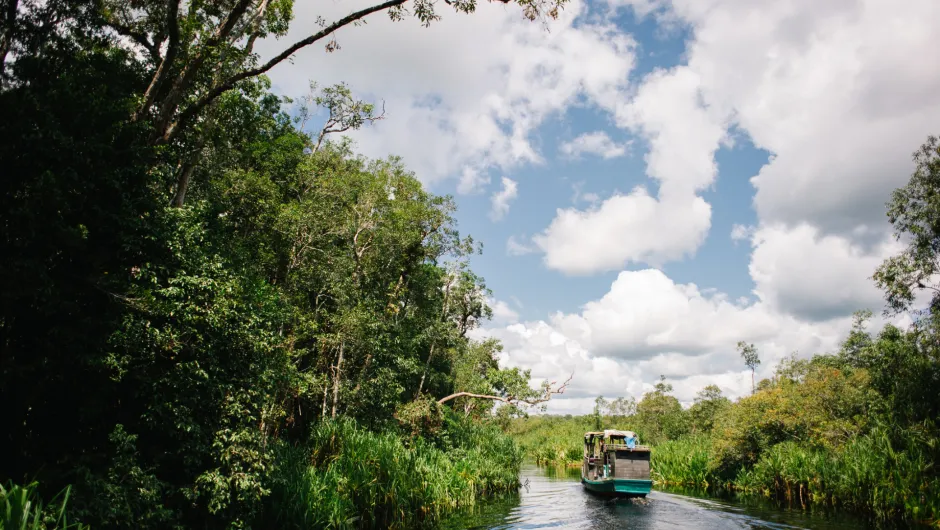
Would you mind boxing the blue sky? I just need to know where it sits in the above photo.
[431,6,770,321]
[265,0,940,411]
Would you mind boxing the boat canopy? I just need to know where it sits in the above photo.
[584,430,638,439]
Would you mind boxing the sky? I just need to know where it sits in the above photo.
[258,0,940,413]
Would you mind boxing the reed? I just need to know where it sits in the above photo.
[265,417,522,529]
[511,414,939,526]
[650,435,712,487]
[650,428,940,525]
[0,481,89,530]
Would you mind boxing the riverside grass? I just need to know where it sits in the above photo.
[0,481,88,530]
[265,417,523,529]
[511,416,940,526]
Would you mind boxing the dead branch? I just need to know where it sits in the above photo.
[437,373,573,406]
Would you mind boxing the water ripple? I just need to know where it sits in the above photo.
[441,465,897,530]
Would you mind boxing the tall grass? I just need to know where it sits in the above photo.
[509,415,626,467]
[0,481,89,530]
[653,428,940,525]
[510,415,939,526]
[265,417,523,529]
[650,435,711,487]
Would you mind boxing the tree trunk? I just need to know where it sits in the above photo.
[171,161,196,207]
[751,369,755,395]
[321,380,329,419]
[415,343,435,397]
[331,342,344,418]
[352,353,372,394]
[0,0,18,80]
[414,277,453,397]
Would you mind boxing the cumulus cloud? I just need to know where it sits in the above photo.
[614,0,940,234]
[479,267,912,410]
[618,67,728,194]
[747,224,901,321]
[490,177,519,221]
[534,65,727,274]
[488,298,521,324]
[258,0,636,186]
[533,188,711,274]
[559,131,630,159]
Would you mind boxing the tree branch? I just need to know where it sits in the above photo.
[437,374,573,406]
[135,0,181,121]
[244,0,272,55]
[105,21,161,62]
[162,0,407,144]
[0,0,20,78]
[150,0,255,137]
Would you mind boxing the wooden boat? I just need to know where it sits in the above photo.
[581,430,653,497]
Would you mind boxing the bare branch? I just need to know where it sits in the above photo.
[314,97,386,151]
[162,0,406,144]
[437,374,573,406]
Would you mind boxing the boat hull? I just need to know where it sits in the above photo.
[581,477,653,498]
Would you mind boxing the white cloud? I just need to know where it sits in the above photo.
[506,235,536,256]
[456,167,491,195]
[730,224,753,244]
[480,266,913,411]
[551,269,782,358]
[533,64,728,274]
[258,0,637,187]
[488,298,521,324]
[613,0,940,234]
[570,181,601,206]
[618,67,728,195]
[533,188,711,274]
[559,131,630,159]
[490,177,519,221]
[747,224,901,321]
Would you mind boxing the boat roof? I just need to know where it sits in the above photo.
[584,429,637,439]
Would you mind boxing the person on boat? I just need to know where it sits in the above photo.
[626,433,637,449]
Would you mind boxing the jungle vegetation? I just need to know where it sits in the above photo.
[0,0,570,528]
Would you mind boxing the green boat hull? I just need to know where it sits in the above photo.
[581,477,652,497]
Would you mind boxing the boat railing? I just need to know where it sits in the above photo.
[604,443,649,451]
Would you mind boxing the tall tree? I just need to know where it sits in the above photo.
[873,135,940,316]
[738,341,761,394]
[688,384,730,434]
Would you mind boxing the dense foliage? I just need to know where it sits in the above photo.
[267,416,522,529]
[511,136,940,527]
[0,1,562,528]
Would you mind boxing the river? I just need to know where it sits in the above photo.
[440,465,916,529]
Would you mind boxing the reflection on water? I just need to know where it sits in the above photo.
[440,465,918,530]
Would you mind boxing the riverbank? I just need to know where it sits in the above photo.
[1,416,522,530]
[511,424,939,527]
[507,336,940,527]
[440,463,912,530]
[265,417,523,529]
